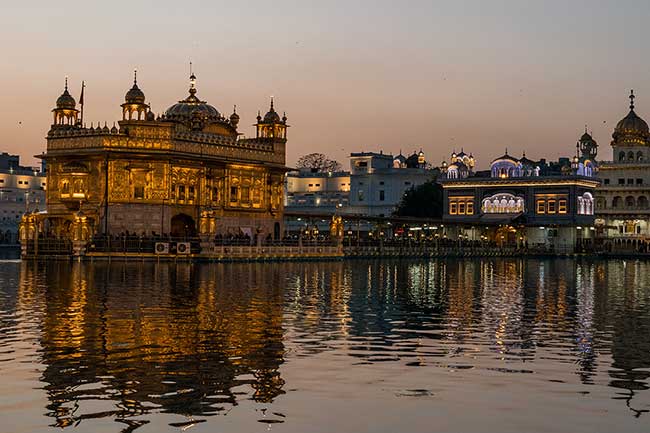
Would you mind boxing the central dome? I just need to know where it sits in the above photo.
[164,74,221,123]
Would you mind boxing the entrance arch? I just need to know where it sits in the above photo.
[171,213,196,238]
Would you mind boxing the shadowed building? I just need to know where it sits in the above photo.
[440,143,599,252]
[25,72,288,243]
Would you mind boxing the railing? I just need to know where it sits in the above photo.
[25,238,72,255]
[87,236,201,254]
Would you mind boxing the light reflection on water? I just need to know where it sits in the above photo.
[0,259,649,432]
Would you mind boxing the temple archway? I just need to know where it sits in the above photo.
[171,213,196,238]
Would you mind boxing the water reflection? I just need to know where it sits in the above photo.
[20,262,286,428]
[2,258,649,431]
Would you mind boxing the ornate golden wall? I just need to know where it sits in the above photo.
[40,119,287,239]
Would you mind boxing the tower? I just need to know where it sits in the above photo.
[255,97,288,139]
[611,90,650,162]
[52,77,79,126]
[578,127,598,160]
[121,70,150,121]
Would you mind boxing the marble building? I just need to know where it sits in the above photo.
[595,91,650,247]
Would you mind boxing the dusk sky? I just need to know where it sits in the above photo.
[3,0,650,169]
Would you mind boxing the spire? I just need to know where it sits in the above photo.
[270,96,275,111]
[630,89,635,111]
[233,104,237,114]
[134,69,137,85]
[585,124,588,134]
[64,76,68,91]
[189,62,197,96]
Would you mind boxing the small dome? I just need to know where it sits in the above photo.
[125,83,146,104]
[229,106,240,127]
[146,110,155,121]
[56,89,76,110]
[492,151,518,164]
[264,109,281,123]
[262,97,281,123]
[580,131,594,142]
[394,154,407,163]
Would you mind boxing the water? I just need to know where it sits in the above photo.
[0,259,649,433]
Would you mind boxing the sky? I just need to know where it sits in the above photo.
[2,0,650,169]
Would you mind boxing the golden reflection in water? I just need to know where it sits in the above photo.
[8,258,650,428]
[19,261,288,428]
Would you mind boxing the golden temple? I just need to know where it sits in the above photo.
[24,71,289,244]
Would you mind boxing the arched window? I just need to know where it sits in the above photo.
[625,196,636,208]
[628,151,635,161]
[482,193,525,214]
[638,196,649,209]
[613,196,622,208]
[638,151,644,162]
[577,192,594,215]
[619,151,626,161]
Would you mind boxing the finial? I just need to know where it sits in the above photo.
[64,76,68,91]
[630,89,635,110]
[505,147,508,155]
[134,69,137,84]
[233,104,237,114]
[523,151,526,157]
[270,96,274,110]
[585,124,588,134]
[190,61,193,76]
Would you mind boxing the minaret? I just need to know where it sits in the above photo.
[121,69,150,121]
[52,77,79,127]
[255,97,288,139]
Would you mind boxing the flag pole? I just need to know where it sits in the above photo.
[79,81,85,126]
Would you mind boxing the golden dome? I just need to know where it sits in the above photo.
[56,78,76,110]
[613,90,650,145]
[262,97,281,123]
[164,73,222,123]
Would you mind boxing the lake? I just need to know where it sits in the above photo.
[0,258,648,432]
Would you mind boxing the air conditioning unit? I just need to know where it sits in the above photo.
[155,242,169,254]
[177,242,191,255]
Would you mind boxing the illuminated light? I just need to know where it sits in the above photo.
[539,227,545,230]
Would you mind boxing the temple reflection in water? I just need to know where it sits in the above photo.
[19,261,287,427]
[10,258,650,429]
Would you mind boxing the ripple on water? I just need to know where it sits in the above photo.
[0,259,648,431]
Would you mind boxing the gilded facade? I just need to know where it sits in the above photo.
[30,72,289,241]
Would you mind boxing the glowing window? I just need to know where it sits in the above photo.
[466,201,474,215]
[450,202,457,215]
[547,200,556,214]
[558,199,567,214]
[536,200,545,214]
